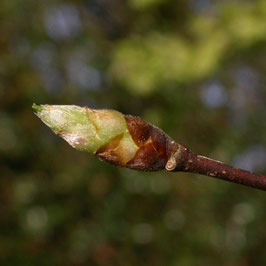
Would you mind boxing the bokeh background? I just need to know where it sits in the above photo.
[1,0,266,265]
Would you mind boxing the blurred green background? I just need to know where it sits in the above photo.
[0,0,266,265]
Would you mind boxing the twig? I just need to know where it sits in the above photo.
[166,143,266,191]
[33,104,266,191]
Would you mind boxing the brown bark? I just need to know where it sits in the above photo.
[165,144,266,191]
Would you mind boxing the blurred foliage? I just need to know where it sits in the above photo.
[0,0,265,265]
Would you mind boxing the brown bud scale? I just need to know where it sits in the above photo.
[125,115,150,146]
[125,115,174,171]
[96,133,125,166]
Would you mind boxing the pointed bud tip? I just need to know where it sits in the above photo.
[32,103,44,113]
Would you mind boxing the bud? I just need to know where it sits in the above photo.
[33,104,176,171]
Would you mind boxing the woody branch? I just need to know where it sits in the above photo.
[166,144,266,191]
[33,104,266,191]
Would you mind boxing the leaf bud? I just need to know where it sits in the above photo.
[33,104,175,171]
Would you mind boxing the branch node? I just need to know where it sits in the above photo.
[165,144,184,171]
